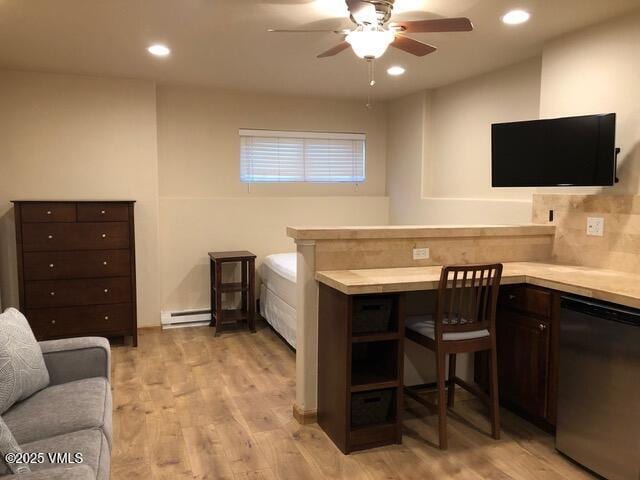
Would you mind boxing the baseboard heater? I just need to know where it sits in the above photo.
[160,308,211,329]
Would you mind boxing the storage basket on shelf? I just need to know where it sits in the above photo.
[352,298,393,334]
[351,389,393,427]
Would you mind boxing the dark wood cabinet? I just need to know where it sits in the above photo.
[13,201,137,346]
[495,308,550,418]
[475,284,559,430]
[318,284,403,454]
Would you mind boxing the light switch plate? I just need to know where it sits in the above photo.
[413,247,430,260]
[587,217,604,236]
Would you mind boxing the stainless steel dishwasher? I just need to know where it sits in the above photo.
[557,295,640,480]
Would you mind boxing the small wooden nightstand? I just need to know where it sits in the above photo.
[208,251,256,336]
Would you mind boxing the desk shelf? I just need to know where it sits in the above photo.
[317,285,404,454]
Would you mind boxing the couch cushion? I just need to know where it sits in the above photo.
[3,377,111,448]
[0,429,109,480]
[0,308,50,414]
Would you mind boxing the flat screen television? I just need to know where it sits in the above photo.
[492,113,617,187]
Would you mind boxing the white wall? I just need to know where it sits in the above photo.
[388,10,640,226]
[539,11,640,195]
[387,58,541,225]
[387,91,428,224]
[0,70,161,326]
[0,71,390,325]
[156,86,390,313]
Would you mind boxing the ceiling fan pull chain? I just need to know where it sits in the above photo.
[366,59,375,109]
[368,58,376,87]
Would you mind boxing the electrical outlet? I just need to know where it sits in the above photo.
[412,247,430,260]
[587,217,604,236]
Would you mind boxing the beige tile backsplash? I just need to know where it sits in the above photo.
[532,194,640,273]
[314,234,553,271]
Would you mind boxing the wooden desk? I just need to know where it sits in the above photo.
[316,262,640,309]
[315,262,640,453]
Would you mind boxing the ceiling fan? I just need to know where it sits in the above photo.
[268,0,473,60]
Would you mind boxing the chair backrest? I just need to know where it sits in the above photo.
[435,264,503,336]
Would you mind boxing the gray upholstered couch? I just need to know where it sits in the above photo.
[0,337,111,480]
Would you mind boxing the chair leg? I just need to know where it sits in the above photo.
[488,345,501,440]
[436,351,448,450]
[447,353,456,408]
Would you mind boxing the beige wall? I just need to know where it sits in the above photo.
[538,11,640,196]
[159,196,389,311]
[157,86,387,198]
[0,71,389,325]
[387,91,428,224]
[0,70,161,326]
[531,14,640,274]
[387,58,541,225]
[427,57,541,200]
[156,86,389,312]
[0,72,390,323]
[388,10,640,226]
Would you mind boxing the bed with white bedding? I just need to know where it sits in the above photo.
[259,253,297,348]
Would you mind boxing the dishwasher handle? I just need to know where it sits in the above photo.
[561,295,640,327]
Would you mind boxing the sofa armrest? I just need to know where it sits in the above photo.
[0,465,95,480]
[39,337,111,385]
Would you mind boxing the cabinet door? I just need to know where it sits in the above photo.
[496,308,550,419]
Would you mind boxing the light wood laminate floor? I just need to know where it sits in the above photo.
[111,322,595,480]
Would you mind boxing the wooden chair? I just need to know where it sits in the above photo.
[404,263,503,450]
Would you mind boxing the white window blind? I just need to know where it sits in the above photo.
[240,129,366,183]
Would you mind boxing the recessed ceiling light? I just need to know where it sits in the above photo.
[502,9,530,25]
[147,44,171,57]
[387,66,406,76]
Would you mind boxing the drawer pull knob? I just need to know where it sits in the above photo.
[49,263,55,268]
[49,291,55,296]
[103,261,108,266]
[101,233,107,239]
[104,289,109,293]
[51,320,56,325]
[104,315,109,320]
[47,234,54,240]
[101,210,106,215]
[508,294,516,300]
[46,210,52,215]
[539,323,547,331]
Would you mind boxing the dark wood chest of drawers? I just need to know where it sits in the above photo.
[12,201,137,346]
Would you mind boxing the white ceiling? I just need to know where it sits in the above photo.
[0,0,638,100]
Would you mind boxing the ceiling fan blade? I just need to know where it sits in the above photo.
[267,29,351,34]
[346,0,378,25]
[317,41,351,58]
[391,35,437,57]
[390,17,473,33]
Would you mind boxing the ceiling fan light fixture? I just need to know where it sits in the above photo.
[501,9,530,25]
[346,28,395,59]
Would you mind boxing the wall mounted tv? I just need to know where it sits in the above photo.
[492,113,617,187]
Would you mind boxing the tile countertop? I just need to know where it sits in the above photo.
[316,262,640,309]
[286,224,555,240]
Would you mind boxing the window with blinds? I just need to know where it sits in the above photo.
[240,129,366,183]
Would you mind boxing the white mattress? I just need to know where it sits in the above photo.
[259,253,297,348]
[260,253,296,308]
